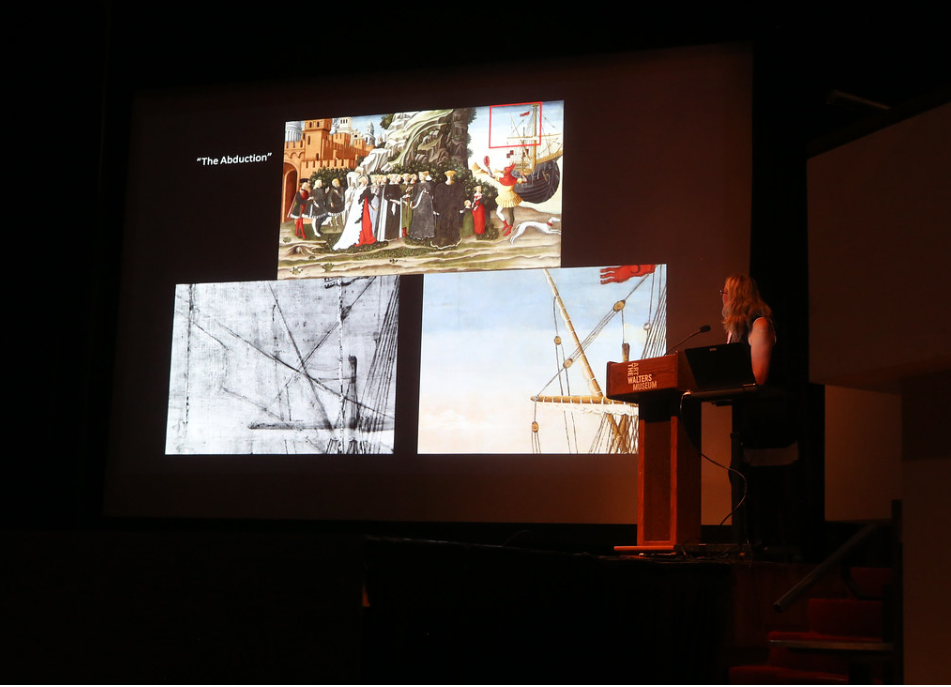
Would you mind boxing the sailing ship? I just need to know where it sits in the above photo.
[504,103,563,204]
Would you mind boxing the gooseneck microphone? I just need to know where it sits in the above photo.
[665,324,712,355]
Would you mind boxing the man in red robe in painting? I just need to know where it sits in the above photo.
[288,179,311,239]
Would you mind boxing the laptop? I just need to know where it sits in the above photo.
[683,343,758,400]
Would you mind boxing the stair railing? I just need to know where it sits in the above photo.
[773,522,884,613]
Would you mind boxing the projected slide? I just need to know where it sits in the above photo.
[418,265,666,454]
[278,101,564,279]
[165,277,399,455]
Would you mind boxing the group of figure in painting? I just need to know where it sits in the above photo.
[287,152,532,251]
[288,178,346,240]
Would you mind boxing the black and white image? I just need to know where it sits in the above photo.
[165,277,399,454]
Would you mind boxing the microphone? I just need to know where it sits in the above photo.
[665,324,711,355]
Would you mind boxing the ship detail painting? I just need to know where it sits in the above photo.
[279,101,564,279]
[418,265,666,455]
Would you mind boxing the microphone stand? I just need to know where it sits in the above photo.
[665,325,711,355]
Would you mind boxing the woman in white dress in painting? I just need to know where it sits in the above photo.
[334,176,370,250]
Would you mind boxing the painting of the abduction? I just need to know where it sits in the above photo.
[417,264,666,454]
[166,277,399,455]
[278,101,564,279]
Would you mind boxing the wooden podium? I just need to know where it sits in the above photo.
[606,353,701,551]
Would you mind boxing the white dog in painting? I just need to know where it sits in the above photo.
[509,217,561,244]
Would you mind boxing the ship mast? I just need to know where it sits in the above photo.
[532,269,634,452]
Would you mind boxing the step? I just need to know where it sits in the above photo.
[808,598,883,638]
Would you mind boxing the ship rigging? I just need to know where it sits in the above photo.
[530,266,667,454]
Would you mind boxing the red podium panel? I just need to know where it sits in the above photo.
[605,353,695,403]
[606,354,700,550]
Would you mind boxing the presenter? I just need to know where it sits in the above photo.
[721,274,798,552]
[721,273,775,384]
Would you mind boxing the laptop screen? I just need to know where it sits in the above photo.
[684,343,757,393]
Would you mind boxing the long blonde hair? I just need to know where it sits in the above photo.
[722,273,772,343]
